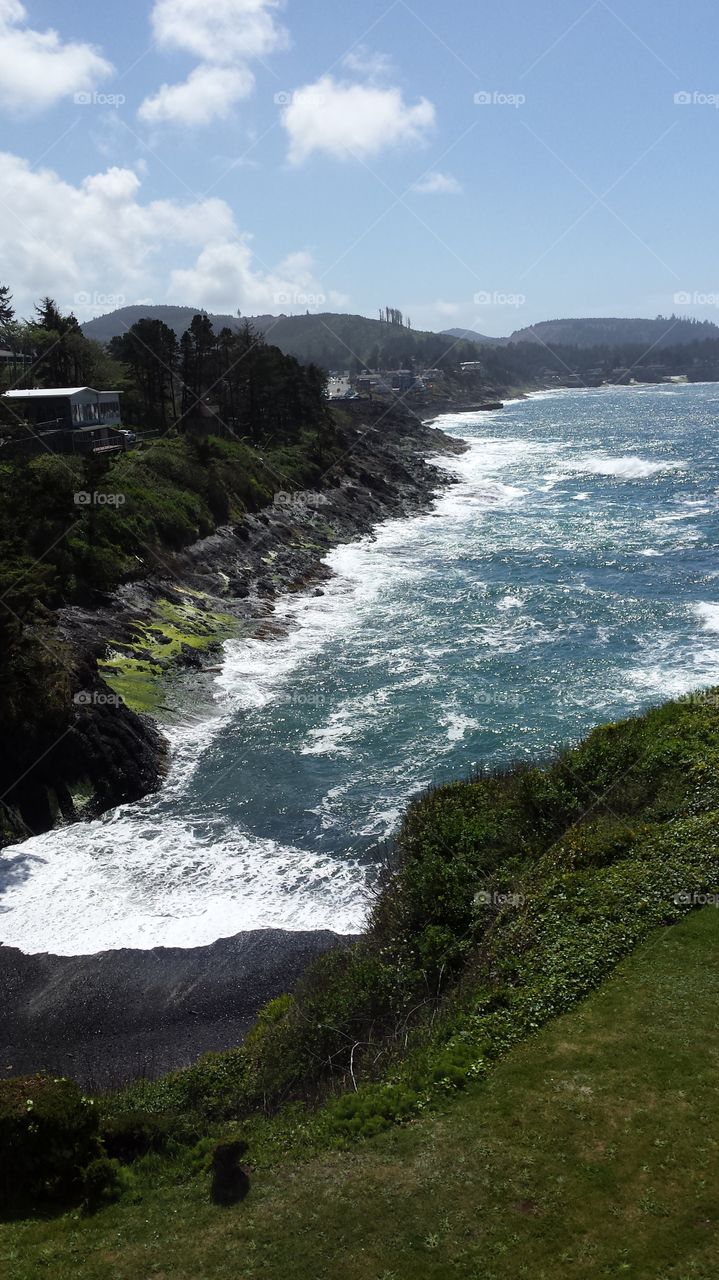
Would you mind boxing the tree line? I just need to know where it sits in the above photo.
[0,285,331,446]
[378,306,412,328]
[109,313,330,441]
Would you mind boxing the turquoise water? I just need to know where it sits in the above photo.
[3,383,719,953]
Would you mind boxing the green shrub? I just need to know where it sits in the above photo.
[324,1084,421,1141]
[0,1075,101,1214]
[429,1040,484,1090]
[82,1157,126,1213]
[100,1109,176,1163]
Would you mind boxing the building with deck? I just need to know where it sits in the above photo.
[1,387,124,457]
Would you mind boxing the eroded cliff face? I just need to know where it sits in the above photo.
[0,642,169,847]
[0,406,470,849]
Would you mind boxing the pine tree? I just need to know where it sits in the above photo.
[0,284,14,332]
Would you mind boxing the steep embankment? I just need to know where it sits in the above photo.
[0,405,468,849]
[87,688,719,1110]
[6,686,719,1095]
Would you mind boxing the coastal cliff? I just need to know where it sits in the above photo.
[0,402,479,1085]
[0,404,471,850]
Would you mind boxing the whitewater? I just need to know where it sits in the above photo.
[3,382,719,955]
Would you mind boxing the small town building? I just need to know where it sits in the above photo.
[354,374,392,395]
[4,387,122,428]
[1,387,124,458]
[326,375,353,399]
[0,348,32,369]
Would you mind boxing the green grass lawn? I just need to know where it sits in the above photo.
[3,907,718,1280]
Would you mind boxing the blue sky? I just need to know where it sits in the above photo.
[1,0,717,336]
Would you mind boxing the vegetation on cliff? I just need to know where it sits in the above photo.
[0,284,494,841]
[0,291,338,840]
[106,688,719,1133]
[2,693,719,1274]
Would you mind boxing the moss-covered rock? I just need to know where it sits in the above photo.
[99,590,236,713]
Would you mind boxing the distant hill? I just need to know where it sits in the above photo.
[441,327,500,344]
[83,308,719,370]
[82,307,487,370]
[82,305,244,344]
[236,312,486,368]
[506,316,719,348]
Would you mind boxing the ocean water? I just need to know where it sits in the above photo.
[3,382,719,955]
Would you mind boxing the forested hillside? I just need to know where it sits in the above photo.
[82,306,490,371]
[507,314,719,347]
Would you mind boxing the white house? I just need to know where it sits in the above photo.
[3,387,122,428]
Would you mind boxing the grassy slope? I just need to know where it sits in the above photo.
[3,907,717,1280]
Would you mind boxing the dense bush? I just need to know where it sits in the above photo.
[81,1157,126,1212]
[100,1109,179,1163]
[0,1076,103,1214]
[324,1084,421,1141]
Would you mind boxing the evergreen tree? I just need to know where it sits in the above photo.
[0,284,14,332]
[110,320,178,430]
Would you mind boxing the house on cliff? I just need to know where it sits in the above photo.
[0,387,124,457]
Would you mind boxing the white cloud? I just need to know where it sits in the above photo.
[171,243,348,313]
[0,151,342,320]
[413,170,462,195]
[138,64,254,127]
[149,0,287,64]
[282,75,435,165]
[140,0,287,127]
[342,47,393,79]
[0,0,113,112]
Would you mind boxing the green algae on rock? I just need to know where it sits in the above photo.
[99,590,237,714]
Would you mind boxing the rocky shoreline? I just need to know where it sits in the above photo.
[40,404,469,833]
[0,400,484,1084]
[1,402,472,849]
